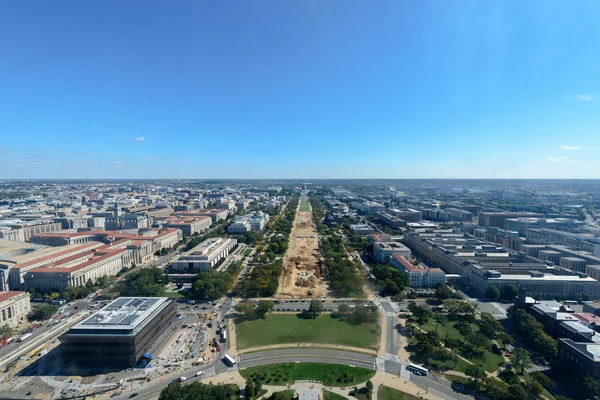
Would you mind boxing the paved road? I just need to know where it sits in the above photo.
[412,373,472,400]
[240,348,376,370]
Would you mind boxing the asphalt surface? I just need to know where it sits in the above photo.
[240,348,375,370]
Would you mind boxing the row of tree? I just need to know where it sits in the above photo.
[320,236,363,297]
[105,266,169,298]
[239,259,284,298]
[191,259,245,301]
[508,307,557,361]
[370,263,408,296]
[158,382,238,400]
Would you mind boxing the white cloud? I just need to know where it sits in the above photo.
[546,156,578,163]
[115,161,121,164]
[134,137,145,142]
[562,145,582,150]
[574,94,595,102]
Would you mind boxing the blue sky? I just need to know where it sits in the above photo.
[1,0,599,179]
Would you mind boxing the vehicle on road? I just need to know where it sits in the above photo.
[196,371,204,377]
[18,333,32,342]
[178,376,187,382]
[407,363,428,376]
[128,393,138,398]
[222,353,236,367]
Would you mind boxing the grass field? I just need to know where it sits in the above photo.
[299,197,311,211]
[242,248,253,256]
[240,363,375,387]
[164,290,186,299]
[235,314,379,349]
[378,386,420,400]
[421,318,504,372]
[266,390,294,399]
[323,391,347,400]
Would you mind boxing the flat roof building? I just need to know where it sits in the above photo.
[389,254,446,288]
[170,237,237,272]
[60,297,176,367]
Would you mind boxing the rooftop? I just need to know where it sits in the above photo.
[0,291,25,303]
[73,297,170,331]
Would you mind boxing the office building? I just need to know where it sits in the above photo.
[349,224,375,235]
[24,247,128,292]
[389,254,446,288]
[526,229,600,256]
[0,291,31,328]
[389,208,422,222]
[478,212,544,228]
[170,238,237,272]
[559,257,588,273]
[0,221,63,242]
[164,216,211,236]
[1,242,104,291]
[173,209,229,222]
[372,241,411,263]
[377,212,407,229]
[403,230,600,299]
[474,227,522,251]
[60,297,176,367]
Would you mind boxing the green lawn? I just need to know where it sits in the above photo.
[421,318,504,372]
[299,198,311,211]
[240,363,375,387]
[242,248,253,256]
[235,314,379,350]
[323,391,347,400]
[378,386,420,400]
[164,290,186,299]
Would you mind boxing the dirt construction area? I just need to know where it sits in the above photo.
[277,196,327,298]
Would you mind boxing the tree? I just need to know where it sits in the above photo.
[255,300,274,319]
[28,305,57,321]
[433,313,447,333]
[245,380,255,399]
[471,332,490,351]
[502,284,519,301]
[478,312,503,339]
[465,364,486,382]
[268,392,290,400]
[365,380,373,394]
[408,303,432,328]
[507,384,529,400]
[307,300,324,319]
[338,304,351,316]
[435,284,453,301]
[485,286,500,300]
[235,303,256,319]
[511,347,532,375]
[0,324,14,340]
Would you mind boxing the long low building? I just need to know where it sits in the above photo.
[0,291,31,328]
[227,211,269,234]
[170,237,237,272]
[24,247,128,292]
[404,230,600,299]
[1,242,105,291]
[60,297,176,367]
[164,216,211,236]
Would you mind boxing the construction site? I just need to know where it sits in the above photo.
[277,195,327,298]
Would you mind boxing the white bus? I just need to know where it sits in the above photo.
[407,363,428,376]
[18,333,32,342]
[222,354,236,367]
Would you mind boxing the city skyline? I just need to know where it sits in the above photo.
[1,0,600,179]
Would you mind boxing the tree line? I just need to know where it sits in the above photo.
[320,236,363,297]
